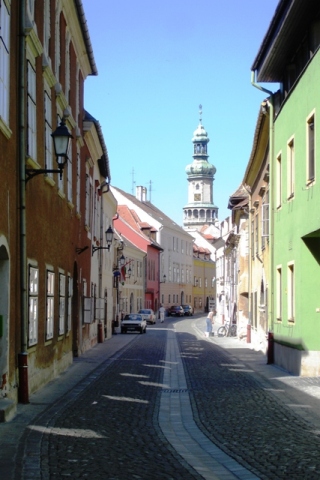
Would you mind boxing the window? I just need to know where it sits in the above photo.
[27,62,37,160]
[65,32,71,103]
[288,263,295,322]
[287,138,295,199]
[307,115,315,183]
[76,151,80,213]
[261,190,269,248]
[255,214,259,255]
[46,271,54,340]
[67,276,72,332]
[276,154,282,208]
[55,7,61,81]
[67,142,72,202]
[0,0,10,126]
[276,267,282,321]
[44,88,53,171]
[28,266,38,346]
[251,219,255,258]
[43,0,51,60]
[85,174,92,230]
[59,274,66,335]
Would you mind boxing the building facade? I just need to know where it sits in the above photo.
[0,0,115,419]
[252,0,320,374]
[111,186,194,312]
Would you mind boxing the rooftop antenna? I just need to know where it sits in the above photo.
[199,104,202,125]
[131,168,136,195]
[149,180,153,202]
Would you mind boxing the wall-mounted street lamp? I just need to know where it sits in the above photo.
[160,274,166,283]
[26,119,73,183]
[92,226,114,256]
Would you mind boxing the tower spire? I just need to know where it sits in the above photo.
[199,104,202,125]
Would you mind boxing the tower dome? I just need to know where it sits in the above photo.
[192,123,209,144]
[183,105,219,231]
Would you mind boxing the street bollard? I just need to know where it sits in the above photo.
[98,323,104,343]
[267,331,274,364]
[246,323,251,343]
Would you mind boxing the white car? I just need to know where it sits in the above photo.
[121,314,147,334]
[138,309,156,324]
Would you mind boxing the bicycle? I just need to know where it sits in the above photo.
[217,320,237,337]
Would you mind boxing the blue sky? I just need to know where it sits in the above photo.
[82,0,279,225]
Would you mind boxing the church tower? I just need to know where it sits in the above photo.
[183,106,218,230]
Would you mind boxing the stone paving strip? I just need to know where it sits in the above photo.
[159,329,259,480]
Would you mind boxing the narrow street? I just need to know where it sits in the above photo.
[2,316,320,479]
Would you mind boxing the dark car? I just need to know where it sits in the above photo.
[168,305,184,317]
[182,305,193,316]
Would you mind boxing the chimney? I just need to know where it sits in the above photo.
[136,186,147,202]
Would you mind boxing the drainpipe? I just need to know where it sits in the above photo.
[18,0,29,403]
[251,71,275,360]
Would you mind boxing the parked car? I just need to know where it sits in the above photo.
[182,305,193,316]
[121,314,147,334]
[138,308,156,324]
[168,305,184,317]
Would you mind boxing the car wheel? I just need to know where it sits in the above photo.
[140,328,143,334]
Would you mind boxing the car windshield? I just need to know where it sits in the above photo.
[124,314,142,321]
[139,309,150,314]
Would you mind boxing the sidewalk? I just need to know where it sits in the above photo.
[192,316,320,432]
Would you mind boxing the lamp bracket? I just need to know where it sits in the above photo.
[26,167,63,183]
[92,245,111,256]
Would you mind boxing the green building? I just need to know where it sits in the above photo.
[252,0,320,375]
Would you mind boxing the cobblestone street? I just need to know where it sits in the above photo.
[2,316,320,479]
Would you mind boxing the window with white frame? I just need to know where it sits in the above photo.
[28,266,39,346]
[276,153,282,208]
[276,266,282,321]
[67,276,72,332]
[27,62,37,160]
[261,190,269,249]
[255,213,259,255]
[287,137,295,199]
[307,114,315,184]
[46,271,54,340]
[67,139,72,202]
[76,150,80,213]
[65,31,71,103]
[44,88,53,171]
[85,174,92,230]
[55,7,61,81]
[0,0,10,126]
[251,219,255,258]
[59,273,65,335]
[288,263,295,322]
[43,0,51,60]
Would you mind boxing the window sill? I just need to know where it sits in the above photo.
[0,117,12,139]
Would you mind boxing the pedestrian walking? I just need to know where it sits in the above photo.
[159,305,166,323]
[205,309,215,337]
